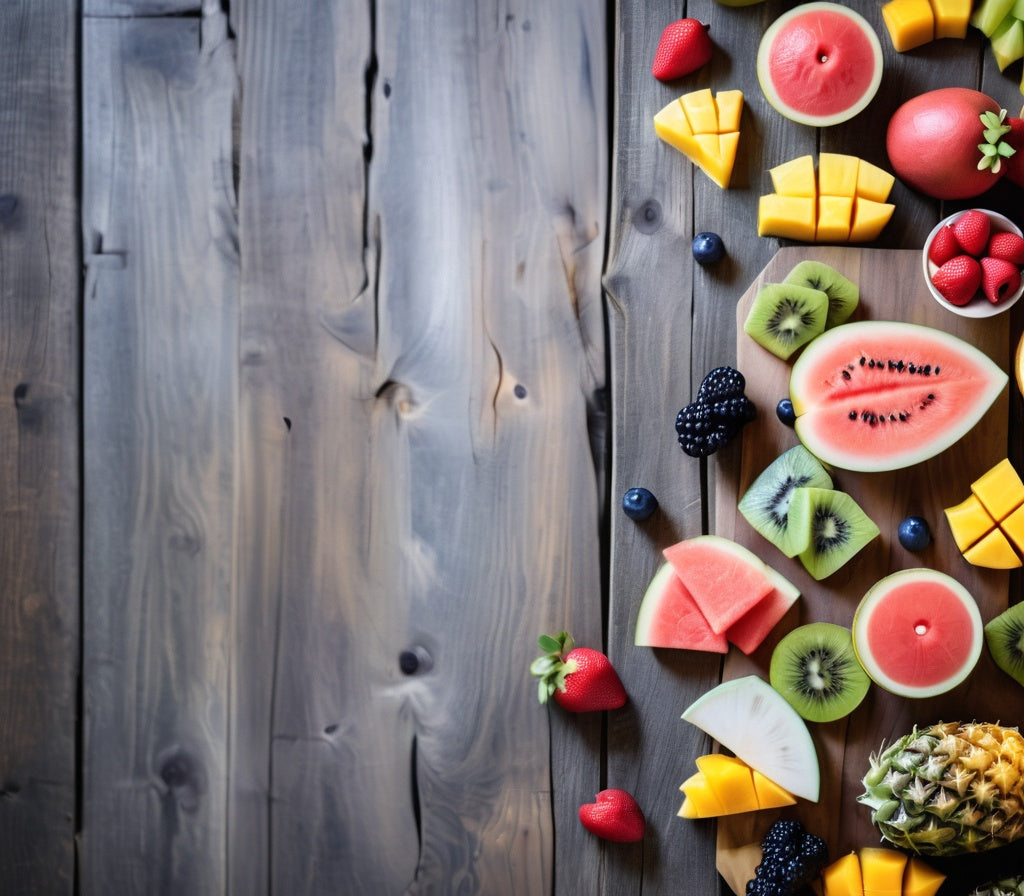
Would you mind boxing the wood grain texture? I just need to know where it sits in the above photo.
[0,2,79,893]
[80,11,238,894]
[231,0,607,892]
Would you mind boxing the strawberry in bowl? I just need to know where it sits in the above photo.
[923,209,1024,317]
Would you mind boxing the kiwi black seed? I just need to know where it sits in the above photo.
[783,260,859,329]
[770,622,870,723]
[985,602,1024,687]
[743,283,828,360]
[738,445,832,557]
[787,487,880,580]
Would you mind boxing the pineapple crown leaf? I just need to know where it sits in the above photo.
[530,631,577,703]
[978,109,1016,175]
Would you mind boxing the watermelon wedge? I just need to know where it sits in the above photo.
[634,563,728,652]
[724,566,801,655]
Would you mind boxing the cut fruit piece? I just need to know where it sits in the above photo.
[817,152,860,196]
[821,851,863,896]
[944,493,996,553]
[757,3,883,127]
[789,321,1008,473]
[634,563,729,652]
[681,675,820,802]
[662,536,775,634]
[783,260,859,328]
[902,856,947,896]
[963,526,1022,568]
[654,88,744,188]
[859,847,907,895]
[971,457,1024,521]
[724,565,801,655]
[679,753,796,818]
[817,196,853,242]
[990,15,1024,70]
[945,458,1024,567]
[971,0,1017,36]
[738,444,834,557]
[677,771,726,818]
[769,622,871,722]
[750,769,797,810]
[1002,502,1024,554]
[849,197,896,243]
[770,154,817,197]
[852,568,983,699]
[881,0,934,52]
[984,601,1024,687]
[743,283,828,360]
[758,194,817,241]
[788,487,880,580]
[855,160,896,203]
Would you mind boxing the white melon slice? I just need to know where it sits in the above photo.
[681,675,820,802]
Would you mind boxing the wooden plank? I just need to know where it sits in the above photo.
[85,0,205,16]
[0,2,79,893]
[80,10,238,893]
[231,0,607,892]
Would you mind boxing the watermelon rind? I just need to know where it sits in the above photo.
[681,675,820,802]
[757,2,883,128]
[790,320,1008,473]
[634,563,728,652]
[851,568,983,699]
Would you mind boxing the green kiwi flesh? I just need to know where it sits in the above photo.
[783,260,859,329]
[738,445,833,557]
[985,602,1024,687]
[743,284,828,360]
[788,487,880,580]
[770,622,870,722]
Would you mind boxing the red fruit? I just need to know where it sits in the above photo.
[930,254,982,306]
[927,225,960,267]
[987,231,1024,265]
[980,256,1022,304]
[578,789,646,843]
[531,631,627,713]
[951,210,991,257]
[1004,116,1024,189]
[652,19,712,82]
[886,88,1010,199]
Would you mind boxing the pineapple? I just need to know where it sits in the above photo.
[859,721,1024,855]
[969,877,1024,896]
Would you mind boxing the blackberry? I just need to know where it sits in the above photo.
[697,365,746,403]
[710,396,756,425]
[760,819,805,853]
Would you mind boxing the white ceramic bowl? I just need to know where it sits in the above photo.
[922,209,1024,318]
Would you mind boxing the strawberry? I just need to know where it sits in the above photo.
[930,254,982,306]
[980,256,1022,304]
[530,631,627,712]
[987,231,1024,266]
[951,209,991,257]
[578,789,646,843]
[652,19,712,82]
[927,225,960,267]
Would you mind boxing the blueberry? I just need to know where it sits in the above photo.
[622,487,658,521]
[692,231,725,265]
[898,516,932,552]
[776,398,796,427]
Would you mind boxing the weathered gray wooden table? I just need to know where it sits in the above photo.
[1,1,1022,893]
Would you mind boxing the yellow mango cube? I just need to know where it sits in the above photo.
[882,0,935,51]
[855,159,896,203]
[902,857,945,896]
[694,754,759,812]
[678,772,725,818]
[859,847,907,895]
[751,769,796,809]
[849,197,895,242]
[1000,502,1024,554]
[971,457,1024,521]
[758,194,816,241]
[931,0,972,38]
[945,493,996,553]
[964,527,1023,569]
[770,154,817,198]
[715,90,744,132]
[817,196,853,242]
[681,88,719,134]
[821,852,864,896]
[818,153,860,197]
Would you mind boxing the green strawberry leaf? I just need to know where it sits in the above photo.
[537,633,563,654]
[529,656,557,676]
[999,142,1017,158]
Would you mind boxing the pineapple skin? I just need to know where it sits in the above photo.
[859,721,1024,856]
[969,875,1024,896]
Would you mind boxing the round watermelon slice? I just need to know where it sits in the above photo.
[852,568,983,698]
[790,321,1008,472]
[757,2,883,128]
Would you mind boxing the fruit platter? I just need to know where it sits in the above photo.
[570,0,1024,893]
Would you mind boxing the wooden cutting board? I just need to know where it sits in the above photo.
[712,247,1015,894]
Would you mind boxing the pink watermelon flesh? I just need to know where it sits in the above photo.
[791,321,1008,472]
[725,581,800,655]
[662,536,774,634]
[862,581,975,688]
[634,563,728,652]
[766,9,877,118]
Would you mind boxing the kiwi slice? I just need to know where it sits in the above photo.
[985,602,1024,687]
[770,622,870,722]
[743,284,828,360]
[783,260,859,329]
[738,445,833,557]
[788,486,880,580]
